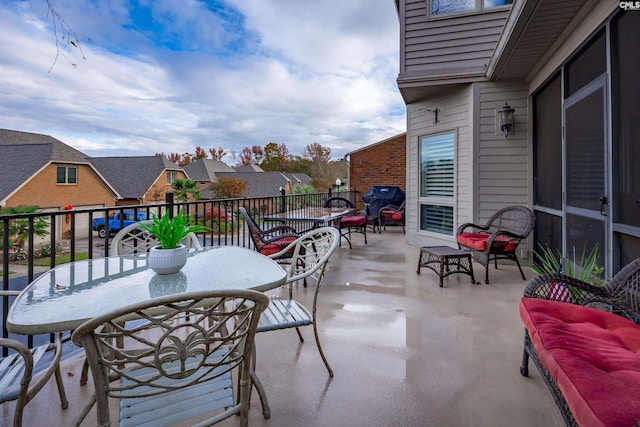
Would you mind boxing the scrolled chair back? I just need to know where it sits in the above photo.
[72,289,268,426]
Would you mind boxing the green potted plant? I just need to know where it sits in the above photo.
[139,208,208,274]
[529,242,605,286]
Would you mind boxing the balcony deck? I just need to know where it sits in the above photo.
[1,228,563,426]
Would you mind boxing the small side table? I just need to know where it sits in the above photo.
[417,246,477,287]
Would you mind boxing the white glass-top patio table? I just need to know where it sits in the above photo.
[6,246,287,335]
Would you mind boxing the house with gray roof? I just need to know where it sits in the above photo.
[0,128,120,240]
[215,172,294,199]
[183,159,236,199]
[90,156,187,205]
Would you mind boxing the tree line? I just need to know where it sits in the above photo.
[156,141,346,191]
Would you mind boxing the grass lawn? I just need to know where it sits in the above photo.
[32,252,90,266]
[13,252,90,267]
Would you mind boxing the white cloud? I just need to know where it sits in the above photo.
[0,0,405,161]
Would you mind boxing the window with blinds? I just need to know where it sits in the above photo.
[419,132,455,235]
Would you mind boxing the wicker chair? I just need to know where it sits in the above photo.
[456,205,535,284]
[520,257,640,426]
[71,290,269,427]
[1,291,68,427]
[239,207,300,262]
[323,196,367,248]
[378,200,405,232]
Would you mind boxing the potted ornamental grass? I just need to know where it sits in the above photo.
[139,208,208,274]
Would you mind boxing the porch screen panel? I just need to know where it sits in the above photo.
[565,30,606,98]
[533,74,562,209]
[612,11,640,228]
[566,89,604,211]
[567,213,605,271]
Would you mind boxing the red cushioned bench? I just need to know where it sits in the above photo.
[520,298,640,426]
[519,258,640,426]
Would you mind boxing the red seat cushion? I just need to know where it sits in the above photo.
[258,236,297,256]
[341,215,367,227]
[456,233,517,252]
[520,298,640,427]
[380,209,397,218]
[391,213,403,221]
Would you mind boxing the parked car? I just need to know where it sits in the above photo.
[92,211,150,238]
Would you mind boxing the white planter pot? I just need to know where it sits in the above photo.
[148,244,189,275]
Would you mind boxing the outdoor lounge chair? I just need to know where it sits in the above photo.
[323,196,367,248]
[456,205,535,284]
[1,291,68,427]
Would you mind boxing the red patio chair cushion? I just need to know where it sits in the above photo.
[340,215,367,227]
[258,236,297,256]
[456,233,517,252]
[519,298,640,427]
[391,213,403,221]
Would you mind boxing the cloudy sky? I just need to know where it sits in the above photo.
[0,0,405,163]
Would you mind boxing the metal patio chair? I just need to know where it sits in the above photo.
[251,227,340,416]
[323,196,367,248]
[1,291,68,427]
[71,289,268,427]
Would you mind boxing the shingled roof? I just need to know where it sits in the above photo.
[183,159,235,181]
[0,129,94,203]
[216,171,292,198]
[90,156,183,199]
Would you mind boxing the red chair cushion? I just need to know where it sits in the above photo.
[391,213,403,221]
[456,233,517,252]
[380,209,396,218]
[520,298,640,427]
[258,236,297,256]
[341,215,367,227]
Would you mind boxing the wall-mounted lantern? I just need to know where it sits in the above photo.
[498,102,515,138]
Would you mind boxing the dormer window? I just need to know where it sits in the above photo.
[167,171,177,184]
[430,0,513,17]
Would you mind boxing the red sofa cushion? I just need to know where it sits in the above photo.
[456,233,517,252]
[520,298,640,427]
[341,215,366,227]
[258,236,297,256]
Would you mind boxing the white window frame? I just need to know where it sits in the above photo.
[418,131,457,237]
[56,166,78,185]
[167,171,177,184]
[429,0,513,18]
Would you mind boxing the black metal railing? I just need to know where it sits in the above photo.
[1,189,357,353]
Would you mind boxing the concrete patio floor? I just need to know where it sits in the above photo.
[2,228,563,427]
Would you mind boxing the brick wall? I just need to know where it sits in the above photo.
[349,133,406,209]
[7,163,114,209]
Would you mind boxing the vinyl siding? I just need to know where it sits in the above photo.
[475,80,532,254]
[400,0,510,79]
[406,84,473,248]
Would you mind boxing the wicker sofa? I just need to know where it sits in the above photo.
[519,258,640,426]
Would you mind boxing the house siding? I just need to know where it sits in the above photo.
[349,134,406,210]
[400,1,510,79]
[404,81,531,254]
[406,85,473,248]
[475,80,531,255]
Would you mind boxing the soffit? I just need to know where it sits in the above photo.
[489,0,588,80]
